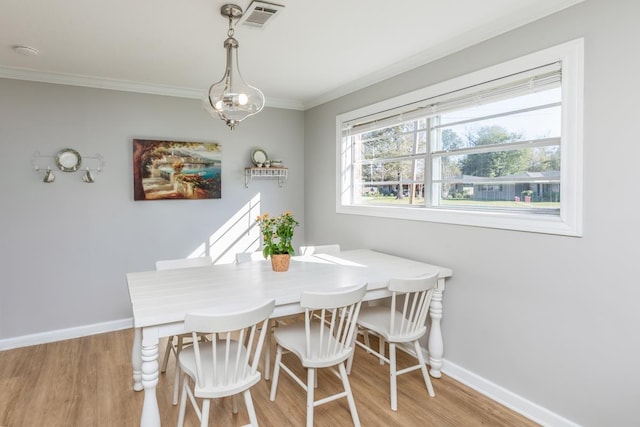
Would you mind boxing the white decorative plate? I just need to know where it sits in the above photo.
[55,148,82,172]
[251,148,268,166]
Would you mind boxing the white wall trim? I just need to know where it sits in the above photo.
[0,318,133,351]
[442,359,582,427]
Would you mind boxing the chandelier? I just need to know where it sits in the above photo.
[206,4,265,130]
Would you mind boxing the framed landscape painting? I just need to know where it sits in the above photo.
[133,139,222,201]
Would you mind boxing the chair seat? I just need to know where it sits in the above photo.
[179,342,262,399]
[357,306,426,343]
[273,323,352,368]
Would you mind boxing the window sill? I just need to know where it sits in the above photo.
[336,204,582,237]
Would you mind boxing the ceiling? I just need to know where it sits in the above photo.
[0,0,581,110]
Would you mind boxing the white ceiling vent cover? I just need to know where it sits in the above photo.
[239,1,284,29]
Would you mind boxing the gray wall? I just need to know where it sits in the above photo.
[0,80,304,339]
[304,1,639,426]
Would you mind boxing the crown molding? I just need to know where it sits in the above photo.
[0,66,305,111]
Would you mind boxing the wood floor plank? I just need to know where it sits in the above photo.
[0,329,540,426]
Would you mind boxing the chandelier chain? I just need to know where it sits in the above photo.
[227,15,235,38]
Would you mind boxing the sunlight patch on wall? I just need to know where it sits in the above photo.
[187,193,262,264]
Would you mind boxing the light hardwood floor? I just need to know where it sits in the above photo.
[0,328,539,426]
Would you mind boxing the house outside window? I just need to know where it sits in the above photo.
[337,39,583,236]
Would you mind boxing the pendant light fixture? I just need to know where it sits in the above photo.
[206,4,265,130]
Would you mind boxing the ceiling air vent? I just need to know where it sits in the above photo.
[238,1,284,29]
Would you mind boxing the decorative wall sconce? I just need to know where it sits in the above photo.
[43,167,55,183]
[32,148,105,183]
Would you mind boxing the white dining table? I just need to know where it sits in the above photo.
[127,249,452,427]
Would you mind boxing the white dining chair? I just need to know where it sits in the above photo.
[156,255,213,404]
[347,273,438,411]
[177,298,275,427]
[298,244,341,256]
[235,251,265,263]
[269,283,367,427]
[156,256,213,271]
[235,251,275,380]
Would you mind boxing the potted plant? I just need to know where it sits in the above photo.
[521,189,533,203]
[256,211,299,271]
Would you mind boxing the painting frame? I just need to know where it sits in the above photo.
[133,139,222,201]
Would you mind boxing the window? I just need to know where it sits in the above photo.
[337,39,583,236]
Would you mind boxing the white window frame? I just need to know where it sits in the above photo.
[336,39,583,237]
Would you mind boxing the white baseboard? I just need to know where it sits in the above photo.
[441,359,581,427]
[0,318,133,351]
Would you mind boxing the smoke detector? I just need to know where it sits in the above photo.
[238,1,284,29]
[13,45,39,56]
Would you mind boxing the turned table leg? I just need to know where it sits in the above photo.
[132,327,143,391]
[428,283,445,378]
[140,328,161,427]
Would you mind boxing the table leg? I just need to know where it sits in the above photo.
[132,327,143,391]
[140,329,161,427]
[428,287,444,378]
[264,320,272,380]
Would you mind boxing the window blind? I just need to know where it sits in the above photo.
[343,62,561,137]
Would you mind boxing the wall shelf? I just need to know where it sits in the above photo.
[244,167,288,188]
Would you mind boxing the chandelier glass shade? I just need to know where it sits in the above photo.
[206,4,265,130]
